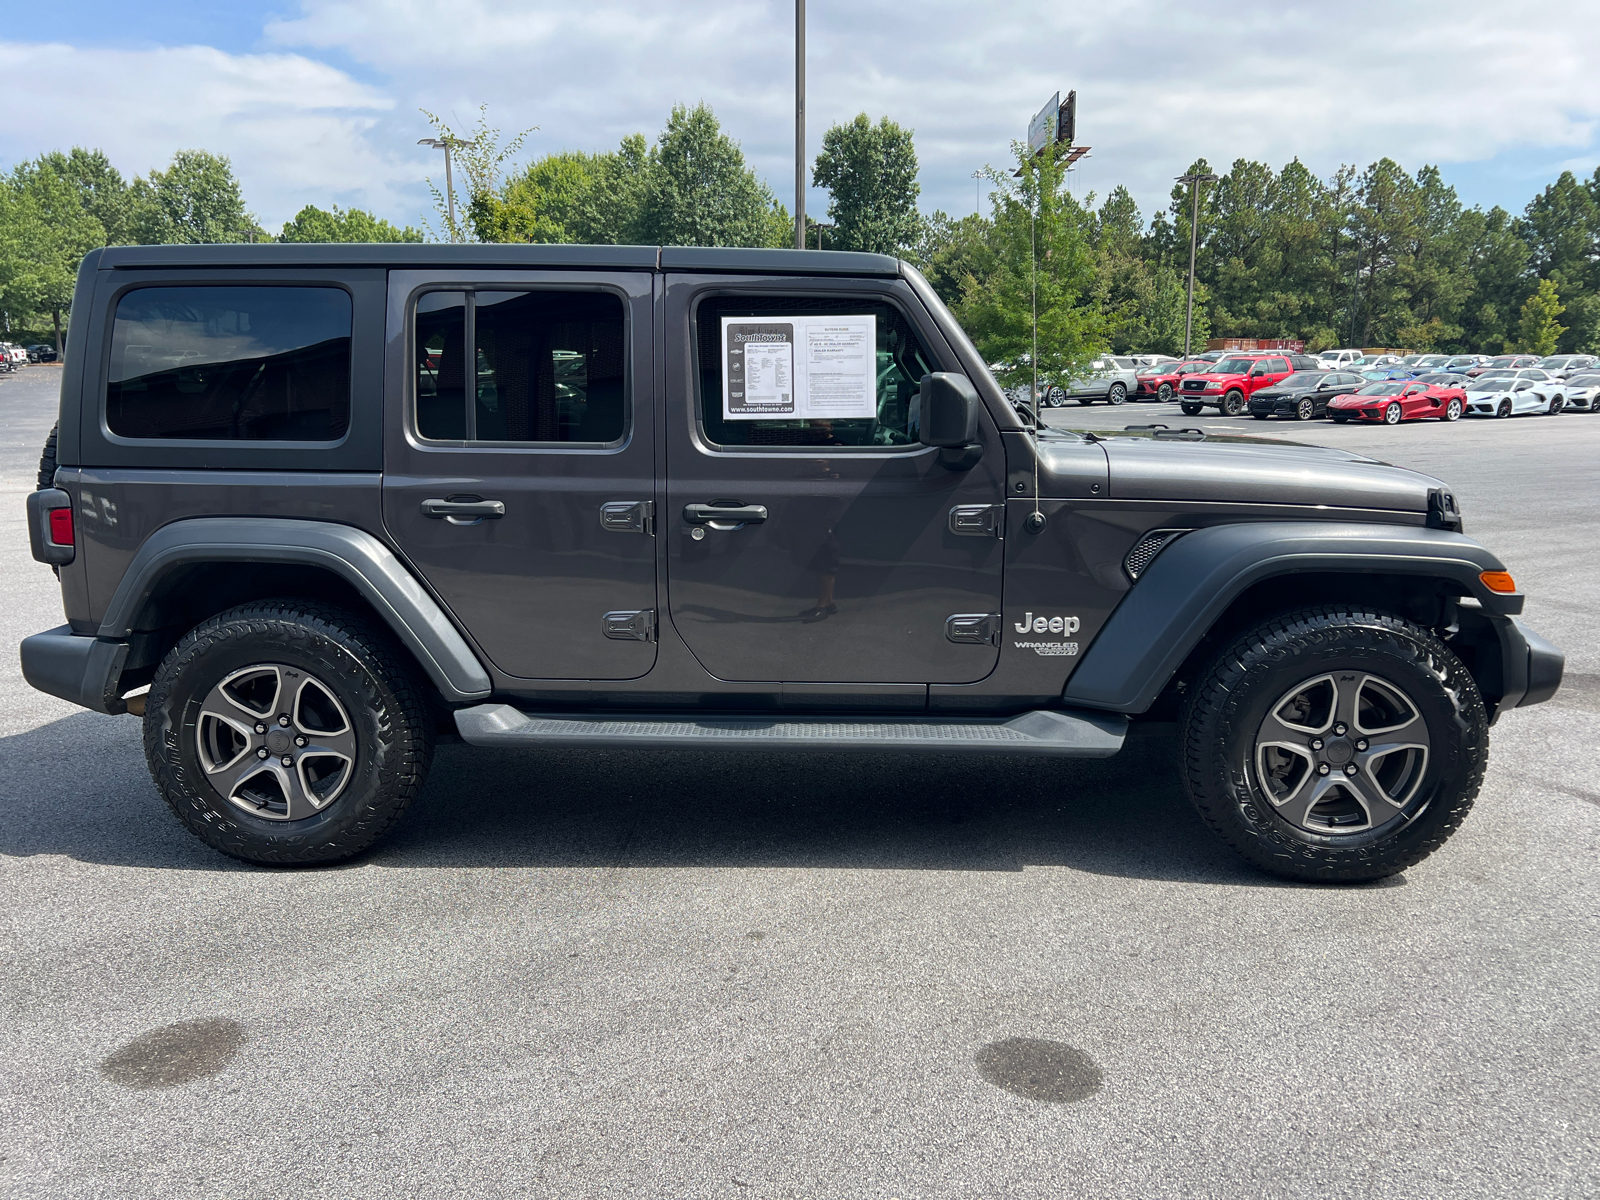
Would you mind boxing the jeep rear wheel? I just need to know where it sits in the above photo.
[1221,389,1246,416]
[1180,607,1487,883]
[144,601,434,865]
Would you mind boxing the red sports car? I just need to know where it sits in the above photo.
[1325,379,1467,424]
[1133,359,1212,402]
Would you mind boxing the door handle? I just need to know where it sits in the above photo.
[683,502,767,526]
[421,497,506,525]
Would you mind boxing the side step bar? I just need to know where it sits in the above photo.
[453,704,1127,758]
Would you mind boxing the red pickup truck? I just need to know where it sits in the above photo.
[1177,353,1321,415]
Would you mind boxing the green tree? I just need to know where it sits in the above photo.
[128,150,257,243]
[419,105,534,243]
[0,162,104,350]
[637,103,789,248]
[475,151,603,243]
[34,147,130,245]
[811,113,921,255]
[279,204,422,243]
[957,141,1103,395]
[912,210,993,308]
[1514,277,1565,355]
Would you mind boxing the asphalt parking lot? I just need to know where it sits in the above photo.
[3,365,1596,1199]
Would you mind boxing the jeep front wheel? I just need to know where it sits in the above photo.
[1180,607,1487,883]
[1221,389,1246,416]
[144,601,434,865]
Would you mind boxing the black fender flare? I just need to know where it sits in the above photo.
[1062,521,1522,714]
[99,517,492,703]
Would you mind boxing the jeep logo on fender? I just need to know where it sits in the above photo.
[1014,612,1080,636]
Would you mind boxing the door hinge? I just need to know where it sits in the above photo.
[949,504,1003,538]
[600,500,654,535]
[602,610,656,642]
[945,613,1000,646]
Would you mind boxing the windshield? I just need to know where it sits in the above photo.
[1471,371,1513,384]
[1567,373,1600,386]
[1214,358,1256,374]
[1486,356,1519,367]
[1278,372,1324,387]
[1416,373,1459,384]
[1357,382,1406,395]
[1536,357,1570,368]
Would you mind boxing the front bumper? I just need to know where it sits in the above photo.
[19,626,130,715]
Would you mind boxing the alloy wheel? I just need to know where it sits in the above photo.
[1445,398,1462,421]
[1384,402,1402,424]
[1158,383,1173,402]
[1296,398,1314,421]
[1253,672,1431,834]
[196,664,357,821]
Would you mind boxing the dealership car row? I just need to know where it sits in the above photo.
[1035,349,1600,424]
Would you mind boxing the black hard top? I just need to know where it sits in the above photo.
[93,243,903,277]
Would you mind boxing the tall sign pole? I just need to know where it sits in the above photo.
[795,0,806,250]
[1176,171,1218,357]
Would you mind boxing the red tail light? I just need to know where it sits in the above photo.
[48,506,74,546]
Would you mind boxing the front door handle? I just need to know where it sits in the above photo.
[683,503,767,526]
[422,497,506,525]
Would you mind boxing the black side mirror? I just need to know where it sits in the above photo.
[919,372,982,470]
[919,373,980,447]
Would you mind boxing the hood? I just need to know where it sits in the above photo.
[1077,433,1443,512]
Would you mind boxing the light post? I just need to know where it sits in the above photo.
[794,0,806,249]
[419,137,459,243]
[1177,171,1218,358]
[972,169,982,215]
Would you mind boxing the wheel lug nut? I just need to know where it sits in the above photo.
[1318,763,1331,775]
[278,715,291,727]
[257,748,269,759]
[1356,739,1368,751]
[1333,722,1347,736]
[281,756,294,767]
[295,736,307,748]
[1310,738,1324,751]
[1345,764,1359,776]
[255,723,267,735]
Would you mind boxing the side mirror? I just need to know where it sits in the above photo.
[919,373,980,447]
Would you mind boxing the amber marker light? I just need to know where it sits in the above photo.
[1479,570,1518,593]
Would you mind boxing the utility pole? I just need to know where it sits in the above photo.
[794,0,806,250]
[1177,171,1218,357]
[972,169,982,215]
[419,137,459,243]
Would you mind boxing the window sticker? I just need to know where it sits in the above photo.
[721,314,876,421]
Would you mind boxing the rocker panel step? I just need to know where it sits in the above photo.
[452,704,1127,757]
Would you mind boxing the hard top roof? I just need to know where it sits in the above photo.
[92,243,904,277]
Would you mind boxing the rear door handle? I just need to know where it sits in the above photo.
[422,497,506,525]
[683,503,767,526]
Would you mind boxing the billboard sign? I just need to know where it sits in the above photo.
[1027,92,1060,156]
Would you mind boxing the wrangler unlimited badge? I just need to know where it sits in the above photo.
[1013,612,1080,657]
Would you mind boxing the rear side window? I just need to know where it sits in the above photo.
[695,294,935,448]
[414,289,625,444]
[107,286,351,441]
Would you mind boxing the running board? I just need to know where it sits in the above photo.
[452,704,1127,757]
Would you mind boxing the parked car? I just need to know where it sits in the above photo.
[2,344,27,368]
[1467,368,1555,390]
[1412,372,1472,389]
[1125,353,1181,371]
[1316,348,1365,370]
[19,241,1565,885]
[1133,359,1212,402]
[1466,354,1540,378]
[1046,355,1140,406]
[1247,370,1366,420]
[1442,355,1490,373]
[1196,350,1229,362]
[1533,354,1597,379]
[1357,368,1418,382]
[1463,375,1566,418]
[1327,379,1467,424]
[1176,353,1321,415]
[1407,354,1453,371]
[26,344,59,363]
[1353,354,1403,368]
[1556,370,1600,412]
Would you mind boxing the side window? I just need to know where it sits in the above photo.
[107,286,351,441]
[695,294,935,448]
[414,289,625,444]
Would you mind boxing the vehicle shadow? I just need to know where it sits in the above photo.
[0,713,1322,887]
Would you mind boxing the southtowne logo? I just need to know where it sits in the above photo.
[1012,612,1081,658]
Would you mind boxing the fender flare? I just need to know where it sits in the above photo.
[1062,521,1519,714]
[100,517,492,702]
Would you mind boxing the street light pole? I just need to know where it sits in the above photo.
[1176,171,1218,358]
[795,0,806,250]
[419,137,459,243]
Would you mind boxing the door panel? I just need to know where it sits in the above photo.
[382,270,657,681]
[662,275,1005,684]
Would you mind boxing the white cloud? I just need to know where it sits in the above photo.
[10,0,1600,233]
[0,41,415,228]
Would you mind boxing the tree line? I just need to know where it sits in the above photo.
[2,102,1595,367]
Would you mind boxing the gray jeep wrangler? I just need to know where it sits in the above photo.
[22,244,1563,881]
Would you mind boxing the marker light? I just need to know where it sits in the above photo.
[1479,570,1517,594]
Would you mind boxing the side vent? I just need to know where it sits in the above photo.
[1123,528,1189,581]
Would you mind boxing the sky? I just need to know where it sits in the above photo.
[2,0,1598,236]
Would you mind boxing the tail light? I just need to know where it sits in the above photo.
[48,506,74,546]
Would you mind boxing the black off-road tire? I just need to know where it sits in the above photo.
[1221,389,1246,416]
[37,422,58,489]
[1180,401,1204,416]
[1180,607,1488,883]
[144,600,434,866]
